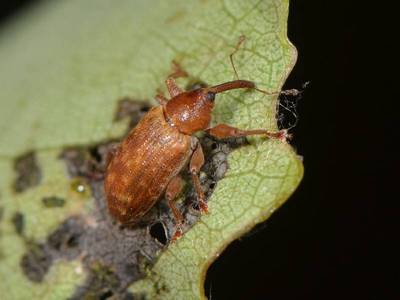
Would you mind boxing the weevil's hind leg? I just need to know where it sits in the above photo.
[189,142,208,213]
[206,124,290,142]
[165,175,185,241]
[165,61,188,97]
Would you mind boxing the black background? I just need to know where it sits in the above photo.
[1,1,397,300]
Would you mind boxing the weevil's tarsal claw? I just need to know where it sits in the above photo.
[198,200,209,214]
[268,129,290,142]
[171,227,183,242]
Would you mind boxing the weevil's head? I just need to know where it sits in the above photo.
[164,80,254,135]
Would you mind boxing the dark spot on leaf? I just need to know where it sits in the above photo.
[99,290,113,300]
[59,141,119,181]
[20,217,84,282]
[59,147,90,178]
[42,196,66,208]
[13,151,41,193]
[20,242,52,283]
[150,222,167,245]
[89,145,103,163]
[114,97,152,132]
[11,211,25,236]
[47,217,84,259]
[69,262,135,300]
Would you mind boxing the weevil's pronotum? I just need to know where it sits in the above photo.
[104,61,288,241]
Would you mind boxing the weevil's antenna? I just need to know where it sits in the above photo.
[230,35,246,80]
[229,35,281,96]
[228,35,302,97]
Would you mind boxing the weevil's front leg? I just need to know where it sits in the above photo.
[165,175,184,241]
[189,142,208,213]
[155,93,169,106]
[206,124,290,142]
[165,61,188,97]
[165,78,184,98]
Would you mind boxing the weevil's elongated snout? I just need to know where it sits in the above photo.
[208,80,255,94]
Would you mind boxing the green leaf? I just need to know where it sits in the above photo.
[0,0,302,299]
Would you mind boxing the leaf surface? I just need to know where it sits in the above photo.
[0,1,302,299]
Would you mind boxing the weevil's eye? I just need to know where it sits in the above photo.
[206,91,215,102]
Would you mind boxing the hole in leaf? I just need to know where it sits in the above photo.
[89,146,102,163]
[20,242,52,282]
[99,290,114,300]
[191,202,200,211]
[150,222,167,245]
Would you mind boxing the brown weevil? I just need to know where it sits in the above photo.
[104,62,288,241]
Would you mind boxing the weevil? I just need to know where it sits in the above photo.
[104,63,287,241]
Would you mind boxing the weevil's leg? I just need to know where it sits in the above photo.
[165,61,188,97]
[206,124,290,142]
[155,93,169,106]
[165,175,184,241]
[189,142,208,213]
[165,77,184,98]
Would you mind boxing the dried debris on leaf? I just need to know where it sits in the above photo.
[13,151,42,193]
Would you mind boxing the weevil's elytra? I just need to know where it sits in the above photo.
[104,62,287,241]
[105,106,192,224]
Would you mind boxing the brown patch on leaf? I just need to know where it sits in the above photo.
[59,142,117,181]
[20,217,85,282]
[42,196,66,208]
[20,242,52,283]
[13,151,41,193]
[11,211,25,236]
[69,262,135,300]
